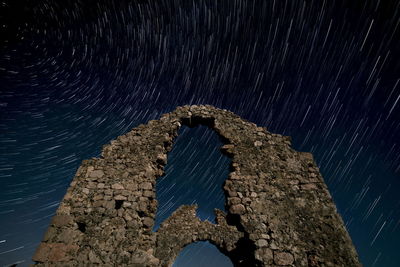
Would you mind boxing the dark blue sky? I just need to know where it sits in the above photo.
[1,0,399,266]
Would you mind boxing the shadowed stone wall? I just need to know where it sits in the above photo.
[33,105,360,266]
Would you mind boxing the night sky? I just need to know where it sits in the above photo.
[1,0,400,266]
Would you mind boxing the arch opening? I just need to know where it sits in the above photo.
[172,241,233,267]
[153,123,231,231]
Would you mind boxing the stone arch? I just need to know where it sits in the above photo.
[33,105,360,266]
[155,205,238,266]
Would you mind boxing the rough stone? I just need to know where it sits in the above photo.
[274,251,295,265]
[88,170,104,178]
[111,183,124,190]
[140,182,153,190]
[51,215,73,227]
[114,195,127,201]
[255,247,273,263]
[256,239,269,247]
[230,204,246,215]
[254,140,263,147]
[33,105,360,266]
[143,217,154,228]
[33,243,78,262]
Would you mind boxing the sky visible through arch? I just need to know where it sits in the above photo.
[1,0,400,266]
[173,241,233,267]
[154,125,231,231]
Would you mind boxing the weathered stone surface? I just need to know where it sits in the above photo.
[111,183,124,190]
[274,251,295,265]
[33,105,360,266]
[33,243,79,262]
[87,169,104,178]
[230,203,246,214]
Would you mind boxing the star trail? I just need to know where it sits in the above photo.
[0,0,399,266]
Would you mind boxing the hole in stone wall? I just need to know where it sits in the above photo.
[115,200,124,209]
[173,241,233,267]
[225,214,262,266]
[181,116,215,128]
[228,236,260,266]
[153,124,231,231]
[77,222,86,233]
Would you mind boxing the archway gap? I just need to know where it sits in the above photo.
[153,117,232,231]
[172,240,233,267]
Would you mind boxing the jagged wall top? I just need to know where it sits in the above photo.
[33,105,360,266]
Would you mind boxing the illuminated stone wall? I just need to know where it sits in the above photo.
[33,105,360,266]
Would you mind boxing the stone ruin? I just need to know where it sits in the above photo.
[33,105,360,266]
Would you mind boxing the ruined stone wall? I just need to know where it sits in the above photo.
[33,105,361,266]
